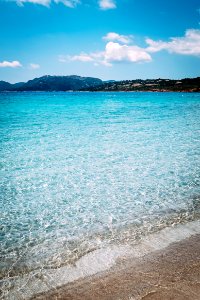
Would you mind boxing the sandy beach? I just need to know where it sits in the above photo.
[31,233,200,300]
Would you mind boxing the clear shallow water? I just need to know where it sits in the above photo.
[0,92,200,283]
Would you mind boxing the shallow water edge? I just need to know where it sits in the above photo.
[1,219,199,300]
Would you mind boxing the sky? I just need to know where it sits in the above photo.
[0,0,200,83]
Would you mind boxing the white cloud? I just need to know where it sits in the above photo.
[64,32,151,66]
[58,52,93,62]
[29,63,40,69]
[54,0,80,8]
[99,0,116,10]
[16,0,80,7]
[63,41,151,67]
[59,52,101,63]
[60,29,200,68]
[104,42,152,64]
[146,29,200,56]
[17,0,51,6]
[69,53,94,62]
[0,60,22,68]
[103,32,132,44]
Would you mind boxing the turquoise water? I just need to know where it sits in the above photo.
[0,92,200,283]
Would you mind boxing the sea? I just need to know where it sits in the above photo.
[0,91,200,298]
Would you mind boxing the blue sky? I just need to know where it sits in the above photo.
[0,0,200,82]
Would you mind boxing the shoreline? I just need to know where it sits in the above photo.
[3,220,199,300]
[32,233,200,300]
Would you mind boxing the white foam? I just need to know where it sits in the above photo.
[2,219,200,299]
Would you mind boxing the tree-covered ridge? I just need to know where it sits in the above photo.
[0,75,102,91]
[85,77,200,92]
[0,76,199,92]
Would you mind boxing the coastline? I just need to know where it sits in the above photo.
[3,220,199,300]
[0,76,199,93]
[32,233,200,300]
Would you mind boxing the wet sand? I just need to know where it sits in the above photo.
[32,234,200,300]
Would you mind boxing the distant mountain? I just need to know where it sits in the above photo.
[0,81,12,91]
[0,75,102,92]
[12,82,25,89]
[0,76,199,92]
[0,81,26,91]
[84,77,200,92]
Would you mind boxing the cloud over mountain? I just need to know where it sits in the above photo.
[63,40,151,66]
